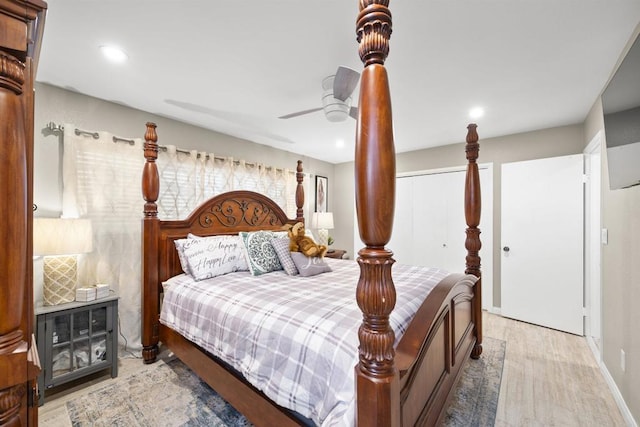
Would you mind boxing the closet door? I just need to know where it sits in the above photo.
[388,167,493,309]
[411,172,453,268]
[389,176,415,264]
[391,171,468,269]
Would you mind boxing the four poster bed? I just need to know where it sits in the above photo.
[140,1,483,426]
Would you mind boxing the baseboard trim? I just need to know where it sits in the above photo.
[488,307,501,315]
[586,336,638,427]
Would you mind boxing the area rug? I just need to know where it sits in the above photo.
[442,336,506,426]
[59,337,505,426]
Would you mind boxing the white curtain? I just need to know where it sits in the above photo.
[62,125,299,356]
[62,127,144,356]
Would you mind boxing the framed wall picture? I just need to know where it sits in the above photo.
[315,175,328,212]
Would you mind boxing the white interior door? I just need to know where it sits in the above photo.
[501,154,584,335]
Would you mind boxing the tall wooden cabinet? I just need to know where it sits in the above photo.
[0,0,47,425]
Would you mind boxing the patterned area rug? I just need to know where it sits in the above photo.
[59,337,505,426]
[443,336,506,426]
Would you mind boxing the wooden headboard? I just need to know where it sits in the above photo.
[154,190,304,284]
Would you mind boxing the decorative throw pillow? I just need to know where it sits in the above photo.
[174,238,193,276]
[271,237,298,276]
[272,230,288,239]
[182,235,248,281]
[239,231,283,276]
[290,252,332,277]
[174,233,206,275]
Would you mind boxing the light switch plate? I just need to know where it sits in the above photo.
[601,228,608,245]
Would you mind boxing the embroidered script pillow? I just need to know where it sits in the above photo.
[182,235,248,281]
[174,233,207,275]
[290,252,332,277]
[174,238,193,276]
[239,231,283,276]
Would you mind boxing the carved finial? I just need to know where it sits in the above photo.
[466,123,479,163]
[356,0,392,66]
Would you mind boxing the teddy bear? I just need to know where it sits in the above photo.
[286,222,328,258]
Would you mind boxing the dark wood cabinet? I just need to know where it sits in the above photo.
[0,0,48,424]
[325,249,347,259]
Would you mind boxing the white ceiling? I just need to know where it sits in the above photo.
[36,1,640,164]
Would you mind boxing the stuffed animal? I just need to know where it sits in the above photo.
[286,222,328,258]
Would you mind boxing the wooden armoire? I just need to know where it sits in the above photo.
[0,0,47,425]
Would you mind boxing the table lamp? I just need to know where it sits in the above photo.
[311,212,334,246]
[33,218,93,305]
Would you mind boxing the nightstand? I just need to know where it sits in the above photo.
[325,249,347,259]
[35,295,118,406]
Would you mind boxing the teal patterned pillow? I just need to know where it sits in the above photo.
[239,231,283,276]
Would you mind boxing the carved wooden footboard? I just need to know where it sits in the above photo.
[397,273,478,426]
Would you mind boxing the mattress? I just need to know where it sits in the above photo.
[160,258,448,426]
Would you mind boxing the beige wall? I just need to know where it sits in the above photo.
[584,32,640,422]
[335,124,585,307]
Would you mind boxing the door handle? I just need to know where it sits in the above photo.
[503,246,510,252]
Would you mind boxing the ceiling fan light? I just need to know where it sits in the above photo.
[324,103,350,122]
[322,75,351,122]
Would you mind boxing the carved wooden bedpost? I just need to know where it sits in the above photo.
[141,122,160,363]
[295,160,304,222]
[464,124,483,358]
[354,1,399,425]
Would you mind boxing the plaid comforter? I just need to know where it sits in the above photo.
[160,258,448,426]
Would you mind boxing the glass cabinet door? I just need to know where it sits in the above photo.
[73,310,90,340]
[52,313,70,345]
[92,307,107,334]
[51,314,72,378]
[51,344,72,377]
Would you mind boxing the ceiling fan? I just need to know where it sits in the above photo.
[278,66,360,122]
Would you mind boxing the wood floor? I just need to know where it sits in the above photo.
[39,312,628,426]
[487,312,627,427]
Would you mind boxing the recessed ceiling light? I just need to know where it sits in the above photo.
[100,45,128,63]
[469,107,484,120]
[336,139,345,148]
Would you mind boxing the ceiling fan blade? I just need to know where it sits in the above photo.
[349,106,358,120]
[333,66,360,101]
[278,107,323,119]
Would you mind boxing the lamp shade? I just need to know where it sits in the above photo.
[311,212,334,230]
[33,218,93,256]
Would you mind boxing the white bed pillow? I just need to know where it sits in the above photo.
[290,252,332,277]
[181,235,248,281]
[239,231,283,276]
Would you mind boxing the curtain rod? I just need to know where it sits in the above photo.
[46,121,134,144]
[45,121,289,172]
